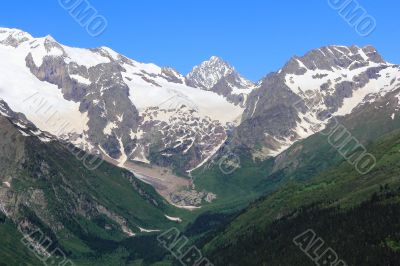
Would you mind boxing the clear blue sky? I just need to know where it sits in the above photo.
[1,0,399,81]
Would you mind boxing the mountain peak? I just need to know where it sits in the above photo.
[0,27,33,45]
[209,55,227,64]
[280,44,386,75]
[186,56,236,89]
[44,34,56,42]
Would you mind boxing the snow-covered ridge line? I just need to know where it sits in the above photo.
[0,26,248,175]
[0,27,160,72]
[238,44,400,162]
[2,26,399,183]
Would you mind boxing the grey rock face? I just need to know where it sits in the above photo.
[211,72,253,107]
[186,56,235,89]
[231,45,398,159]
[233,74,303,150]
[282,45,384,74]
[0,100,53,142]
[0,28,32,47]
[161,67,185,84]
[170,190,216,206]
[25,46,141,161]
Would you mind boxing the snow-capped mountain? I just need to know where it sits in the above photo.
[186,56,255,106]
[0,27,243,174]
[1,27,400,189]
[234,45,400,159]
[186,56,237,89]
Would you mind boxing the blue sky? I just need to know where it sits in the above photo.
[1,0,399,81]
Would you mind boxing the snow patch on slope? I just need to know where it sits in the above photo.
[122,63,244,124]
[62,45,110,68]
[335,66,400,116]
[70,74,91,85]
[165,215,182,222]
[0,44,89,137]
[30,38,64,66]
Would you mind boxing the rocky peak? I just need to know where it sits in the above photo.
[44,34,56,43]
[186,56,236,89]
[236,44,398,160]
[0,27,33,47]
[161,67,185,84]
[281,45,386,75]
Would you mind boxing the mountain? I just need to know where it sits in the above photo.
[188,44,400,209]
[187,73,400,265]
[0,27,252,207]
[201,126,400,265]
[231,45,400,159]
[0,101,187,265]
[186,56,255,106]
[1,26,400,265]
[2,27,400,210]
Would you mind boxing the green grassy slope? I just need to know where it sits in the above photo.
[207,189,400,265]
[0,115,185,265]
[0,214,42,266]
[191,90,400,212]
[202,129,400,265]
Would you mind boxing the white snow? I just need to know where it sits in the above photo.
[122,227,135,237]
[122,63,244,124]
[70,74,91,85]
[38,135,52,142]
[137,150,150,164]
[2,181,10,188]
[165,215,182,222]
[30,38,64,66]
[267,57,400,159]
[294,112,325,139]
[187,56,235,89]
[335,66,400,116]
[265,64,400,159]
[286,65,369,96]
[117,137,127,167]
[62,45,110,68]
[267,137,293,157]
[100,46,120,61]
[18,130,31,137]
[129,60,161,75]
[229,78,255,95]
[170,203,201,210]
[318,49,327,57]
[103,122,117,135]
[358,48,369,61]
[0,44,89,137]
[249,96,260,117]
[284,46,387,97]
[138,227,160,233]
[0,28,33,43]
[15,121,27,129]
[230,87,253,95]
[296,59,308,70]
[161,67,186,84]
